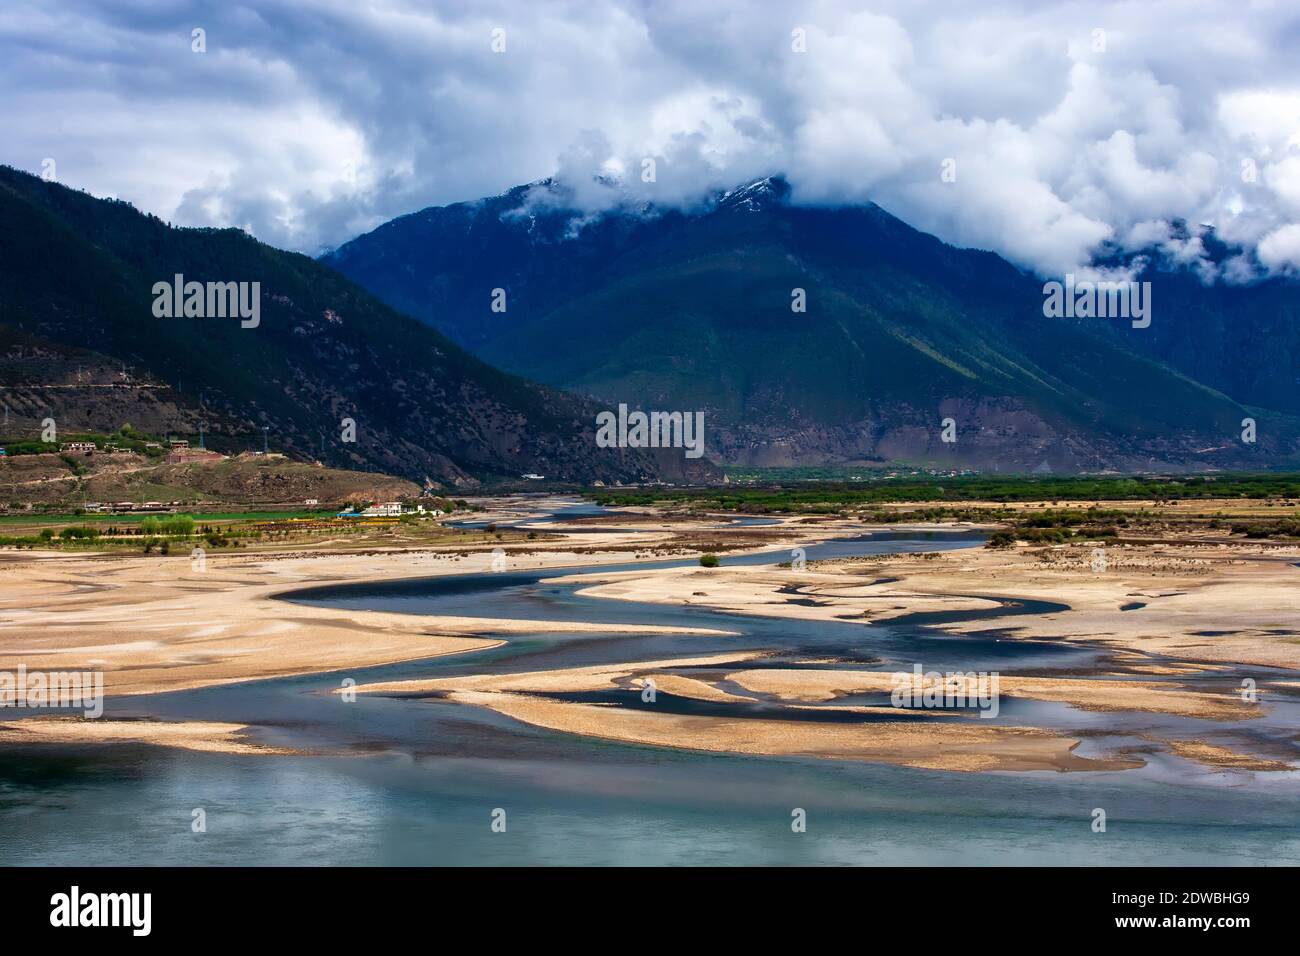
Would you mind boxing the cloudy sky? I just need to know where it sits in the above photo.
[4,0,1300,280]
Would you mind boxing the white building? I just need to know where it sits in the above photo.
[360,502,402,517]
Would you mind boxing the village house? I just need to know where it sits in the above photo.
[60,441,96,455]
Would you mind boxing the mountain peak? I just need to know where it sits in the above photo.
[716,176,790,213]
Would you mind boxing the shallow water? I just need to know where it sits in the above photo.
[1,505,1297,866]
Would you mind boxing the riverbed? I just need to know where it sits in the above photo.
[1,503,1296,865]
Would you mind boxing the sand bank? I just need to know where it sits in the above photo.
[348,653,1142,773]
[445,690,1136,772]
[0,716,293,755]
[568,541,1300,671]
[726,668,1259,721]
[0,546,733,698]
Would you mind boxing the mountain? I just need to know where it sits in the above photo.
[323,176,1300,472]
[0,166,717,488]
[1089,223,1300,419]
[2,447,420,508]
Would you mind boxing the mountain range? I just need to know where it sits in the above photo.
[8,161,1297,484]
[323,176,1300,472]
[0,166,715,488]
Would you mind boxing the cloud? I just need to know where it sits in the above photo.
[1257,223,1300,271]
[3,0,1300,280]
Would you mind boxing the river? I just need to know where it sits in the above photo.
[1,503,1297,865]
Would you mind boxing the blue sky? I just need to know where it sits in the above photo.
[4,0,1300,280]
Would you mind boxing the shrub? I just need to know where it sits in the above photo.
[699,553,720,568]
[1080,526,1118,539]
[986,531,1016,549]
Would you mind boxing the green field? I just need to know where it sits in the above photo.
[721,465,967,483]
[0,509,337,526]
[590,473,1300,511]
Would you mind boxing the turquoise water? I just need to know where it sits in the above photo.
[1,514,1297,866]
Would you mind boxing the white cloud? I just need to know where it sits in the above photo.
[1264,153,1300,213]
[3,0,1300,281]
[1257,223,1300,271]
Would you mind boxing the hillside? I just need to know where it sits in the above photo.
[0,447,419,507]
[324,177,1300,472]
[0,166,717,488]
